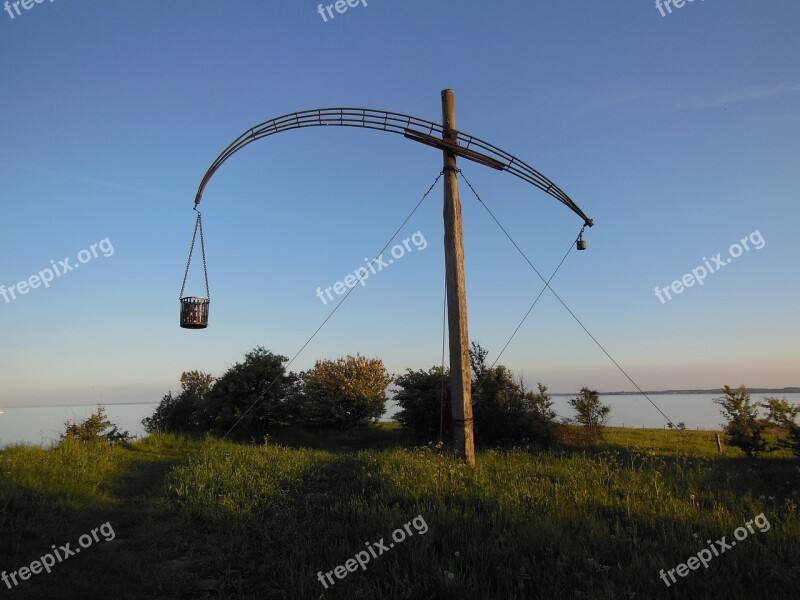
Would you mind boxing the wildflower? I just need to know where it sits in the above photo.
[587,558,611,573]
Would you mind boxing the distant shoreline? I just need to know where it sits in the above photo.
[551,387,800,396]
[3,388,799,409]
[0,401,159,409]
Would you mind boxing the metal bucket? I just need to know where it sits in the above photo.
[180,296,209,329]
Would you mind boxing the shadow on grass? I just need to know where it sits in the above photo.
[159,442,800,600]
[0,445,194,600]
[4,433,798,600]
[262,423,415,453]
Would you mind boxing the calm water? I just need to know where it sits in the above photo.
[551,393,800,430]
[381,393,800,432]
[2,393,799,448]
[0,403,158,448]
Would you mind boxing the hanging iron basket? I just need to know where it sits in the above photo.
[180,296,209,329]
[179,207,211,329]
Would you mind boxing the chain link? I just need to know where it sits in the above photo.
[197,211,210,300]
[179,209,210,300]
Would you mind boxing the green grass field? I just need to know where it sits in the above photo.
[1,426,798,599]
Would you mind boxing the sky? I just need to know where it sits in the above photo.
[1,0,798,410]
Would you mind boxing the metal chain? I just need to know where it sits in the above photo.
[197,210,211,300]
[179,208,210,300]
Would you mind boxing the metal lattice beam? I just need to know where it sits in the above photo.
[194,107,593,227]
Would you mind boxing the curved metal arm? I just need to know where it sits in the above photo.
[194,107,593,227]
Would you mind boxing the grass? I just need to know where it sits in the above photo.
[0,426,798,599]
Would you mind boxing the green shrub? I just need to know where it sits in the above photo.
[61,405,131,446]
[143,370,213,434]
[291,355,391,429]
[762,395,800,458]
[469,342,559,447]
[715,385,769,458]
[202,347,296,438]
[393,366,451,441]
[567,387,610,444]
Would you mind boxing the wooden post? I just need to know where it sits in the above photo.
[716,433,723,454]
[441,89,475,466]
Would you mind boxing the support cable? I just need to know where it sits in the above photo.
[439,276,448,444]
[221,171,444,439]
[457,170,681,430]
[490,229,580,369]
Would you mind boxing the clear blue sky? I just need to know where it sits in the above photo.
[1,0,798,408]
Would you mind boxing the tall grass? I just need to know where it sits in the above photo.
[161,433,800,599]
[1,429,798,599]
[0,440,127,511]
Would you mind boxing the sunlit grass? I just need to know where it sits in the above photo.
[161,432,800,598]
[1,428,798,599]
[0,440,128,512]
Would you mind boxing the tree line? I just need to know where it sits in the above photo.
[59,348,800,459]
[141,342,612,447]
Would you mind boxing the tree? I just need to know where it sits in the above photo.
[393,366,451,440]
[521,382,559,447]
[61,406,131,445]
[470,342,527,444]
[568,387,610,443]
[762,396,800,458]
[468,342,559,446]
[469,341,491,381]
[143,370,213,434]
[761,396,800,426]
[525,381,557,422]
[202,347,296,438]
[292,355,391,429]
[715,385,769,458]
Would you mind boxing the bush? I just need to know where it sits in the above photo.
[567,387,610,444]
[715,385,769,458]
[782,424,800,458]
[393,367,451,441]
[202,347,296,438]
[143,371,213,434]
[762,396,800,458]
[555,422,595,447]
[471,363,526,444]
[292,355,391,429]
[469,342,559,447]
[61,406,131,445]
[522,382,560,447]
